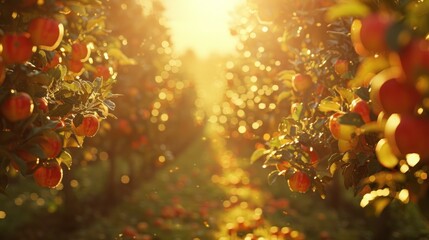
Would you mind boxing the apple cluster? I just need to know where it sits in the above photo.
[351,11,429,168]
[0,1,110,189]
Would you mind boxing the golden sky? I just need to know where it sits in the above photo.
[163,0,244,58]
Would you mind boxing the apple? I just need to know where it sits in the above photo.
[385,114,429,158]
[42,51,61,71]
[301,144,319,165]
[67,59,84,74]
[70,42,90,62]
[350,98,371,123]
[334,59,349,75]
[276,161,291,172]
[37,130,62,158]
[291,73,313,93]
[350,19,370,57]
[74,115,100,137]
[1,92,34,122]
[1,33,34,64]
[370,76,421,115]
[94,64,111,80]
[328,112,358,140]
[338,139,358,153]
[359,13,392,53]
[0,59,5,85]
[36,97,49,113]
[122,226,137,238]
[288,171,311,193]
[33,161,63,188]
[28,17,64,51]
[399,39,429,83]
[19,0,37,7]
[12,150,39,172]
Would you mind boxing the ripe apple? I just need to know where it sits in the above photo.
[0,59,5,85]
[338,139,358,153]
[70,42,90,62]
[350,19,370,57]
[94,64,111,80]
[301,144,319,165]
[36,97,49,113]
[42,51,61,71]
[37,130,62,158]
[74,115,100,137]
[370,75,421,115]
[33,161,63,188]
[334,59,349,75]
[291,73,313,93]
[288,171,311,193]
[1,92,34,122]
[1,33,34,64]
[276,161,291,172]
[399,39,429,83]
[28,17,64,51]
[12,150,39,172]
[359,13,392,53]
[385,114,429,158]
[67,59,84,74]
[350,98,371,123]
[328,112,358,140]
[19,0,37,7]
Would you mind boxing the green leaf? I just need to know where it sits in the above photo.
[277,91,292,104]
[338,112,365,127]
[318,97,341,113]
[103,99,116,111]
[268,170,281,185]
[58,151,72,170]
[325,1,371,22]
[250,148,269,164]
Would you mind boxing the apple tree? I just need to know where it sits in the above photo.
[0,0,129,191]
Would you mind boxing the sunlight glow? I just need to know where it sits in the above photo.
[163,0,244,57]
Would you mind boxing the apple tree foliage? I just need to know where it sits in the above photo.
[0,0,133,191]
[240,0,429,213]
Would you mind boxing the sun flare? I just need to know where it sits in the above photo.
[163,0,244,58]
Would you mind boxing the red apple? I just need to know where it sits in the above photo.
[37,130,62,158]
[1,33,34,64]
[12,150,39,172]
[67,59,84,74]
[334,59,349,75]
[74,115,100,137]
[329,113,358,141]
[359,13,392,53]
[350,98,371,123]
[42,51,61,71]
[399,39,429,83]
[33,161,63,188]
[370,76,421,115]
[1,92,34,122]
[301,144,319,165]
[291,73,313,93]
[36,97,49,113]
[20,0,37,7]
[276,161,291,172]
[28,17,64,51]
[70,42,90,62]
[288,171,311,193]
[385,114,429,158]
[0,59,5,85]
[94,64,111,80]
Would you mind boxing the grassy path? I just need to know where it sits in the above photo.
[65,124,369,240]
